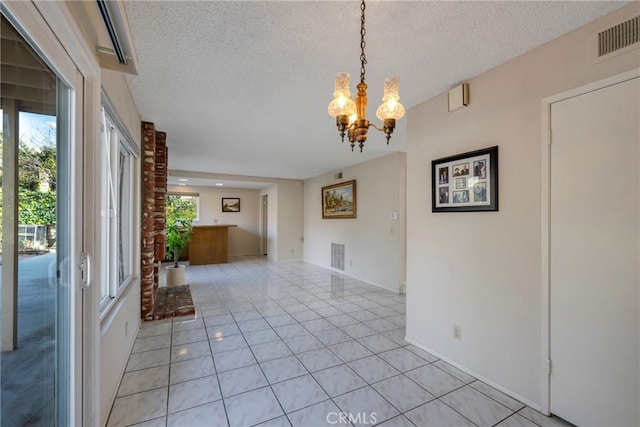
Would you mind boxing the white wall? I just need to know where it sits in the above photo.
[168,185,261,256]
[99,282,140,425]
[99,57,143,427]
[102,69,140,145]
[304,153,406,292]
[406,3,639,408]
[276,180,304,261]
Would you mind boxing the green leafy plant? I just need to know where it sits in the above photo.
[165,198,195,268]
[166,217,193,268]
[18,189,56,224]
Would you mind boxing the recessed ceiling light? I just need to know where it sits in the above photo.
[216,183,224,186]
[178,178,188,182]
[178,183,186,186]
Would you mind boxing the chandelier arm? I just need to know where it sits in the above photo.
[369,123,384,132]
[371,122,396,145]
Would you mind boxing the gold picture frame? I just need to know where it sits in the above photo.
[322,180,356,219]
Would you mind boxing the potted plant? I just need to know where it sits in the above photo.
[165,207,194,287]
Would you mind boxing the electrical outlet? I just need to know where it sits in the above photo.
[453,325,461,340]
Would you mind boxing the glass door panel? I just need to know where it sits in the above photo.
[1,14,73,426]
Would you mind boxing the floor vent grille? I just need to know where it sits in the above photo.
[598,15,639,57]
[331,243,345,271]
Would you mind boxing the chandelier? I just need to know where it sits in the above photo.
[327,0,405,153]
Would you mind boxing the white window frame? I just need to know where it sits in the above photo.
[99,106,138,312]
[117,143,133,287]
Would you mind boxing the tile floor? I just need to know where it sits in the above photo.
[107,256,567,427]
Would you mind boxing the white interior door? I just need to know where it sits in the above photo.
[550,76,639,426]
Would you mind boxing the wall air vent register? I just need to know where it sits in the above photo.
[598,15,639,57]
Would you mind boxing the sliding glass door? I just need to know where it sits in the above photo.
[1,8,84,425]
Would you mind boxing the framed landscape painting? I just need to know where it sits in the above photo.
[432,146,498,212]
[222,197,240,212]
[322,180,356,219]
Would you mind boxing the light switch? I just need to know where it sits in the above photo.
[389,211,398,220]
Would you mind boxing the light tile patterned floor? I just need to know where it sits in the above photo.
[107,256,567,427]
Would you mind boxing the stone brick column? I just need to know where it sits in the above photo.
[153,131,168,289]
[141,122,157,320]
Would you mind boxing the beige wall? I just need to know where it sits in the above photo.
[165,175,303,263]
[168,185,261,256]
[406,3,639,408]
[98,52,142,427]
[276,180,304,261]
[259,180,304,262]
[101,69,141,147]
[304,153,406,292]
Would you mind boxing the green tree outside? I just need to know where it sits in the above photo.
[0,114,58,253]
[166,194,197,223]
[165,194,197,263]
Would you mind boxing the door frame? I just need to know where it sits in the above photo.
[262,194,268,256]
[1,1,101,425]
[539,67,640,416]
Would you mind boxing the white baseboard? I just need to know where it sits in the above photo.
[303,260,401,294]
[404,335,542,412]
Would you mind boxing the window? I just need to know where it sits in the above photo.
[167,192,199,222]
[100,107,138,309]
[118,145,132,285]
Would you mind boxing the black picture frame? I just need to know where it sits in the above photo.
[432,146,498,212]
[222,197,240,212]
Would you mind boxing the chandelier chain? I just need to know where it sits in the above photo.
[360,0,367,84]
[329,0,402,151]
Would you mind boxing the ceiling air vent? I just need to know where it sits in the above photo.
[598,15,639,57]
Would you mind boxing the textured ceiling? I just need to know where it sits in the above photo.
[123,1,627,181]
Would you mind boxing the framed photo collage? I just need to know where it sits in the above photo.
[432,146,498,212]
